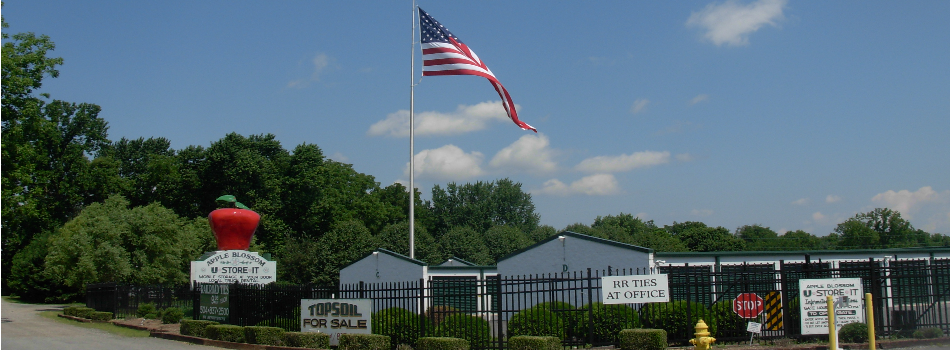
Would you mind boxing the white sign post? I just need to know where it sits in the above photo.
[799,278,864,335]
[601,274,670,304]
[301,299,372,346]
[191,250,277,285]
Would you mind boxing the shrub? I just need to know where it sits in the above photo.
[373,307,432,347]
[180,320,219,337]
[245,326,285,345]
[205,324,245,343]
[63,306,80,316]
[838,322,868,343]
[339,334,391,350]
[913,327,944,339]
[529,301,585,340]
[90,311,113,321]
[137,303,158,318]
[416,337,470,350]
[708,300,745,338]
[618,329,667,350]
[161,307,184,324]
[640,301,713,339]
[507,308,565,339]
[508,336,561,350]
[283,332,330,349]
[432,314,492,349]
[424,306,459,327]
[74,307,95,319]
[580,303,641,342]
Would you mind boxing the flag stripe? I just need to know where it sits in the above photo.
[418,7,536,132]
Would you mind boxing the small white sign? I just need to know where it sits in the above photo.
[191,250,277,285]
[799,278,865,335]
[301,299,372,346]
[747,321,762,333]
[601,274,670,304]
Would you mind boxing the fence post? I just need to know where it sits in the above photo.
[495,276,503,350]
[587,268,594,346]
[685,262,691,341]
[418,278,426,340]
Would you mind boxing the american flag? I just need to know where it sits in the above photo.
[419,7,536,132]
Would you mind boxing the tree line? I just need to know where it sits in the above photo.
[3,15,948,302]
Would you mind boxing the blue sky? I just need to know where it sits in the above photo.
[5,1,949,235]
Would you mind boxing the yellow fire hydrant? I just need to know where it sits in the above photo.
[689,319,716,350]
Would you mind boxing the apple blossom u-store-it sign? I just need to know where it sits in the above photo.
[191,250,276,285]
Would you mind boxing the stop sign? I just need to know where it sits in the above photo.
[733,293,764,318]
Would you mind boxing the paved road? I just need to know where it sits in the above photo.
[1,298,218,350]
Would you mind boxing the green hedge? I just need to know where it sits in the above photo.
[89,311,113,321]
[838,323,868,343]
[373,307,431,347]
[137,303,158,318]
[619,329,667,350]
[180,320,219,337]
[63,306,80,316]
[507,336,561,350]
[205,324,245,343]
[416,337,470,350]
[339,334,391,350]
[507,308,565,340]
[432,314,492,349]
[244,326,285,345]
[581,303,641,342]
[913,327,944,339]
[283,332,330,349]
[708,300,744,338]
[74,307,95,319]
[161,307,184,324]
[640,301,713,338]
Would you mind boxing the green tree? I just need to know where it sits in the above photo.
[736,224,779,251]
[593,214,687,252]
[666,222,744,252]
[43,196,213,299]
[529,225,558,243]
[312,220,380,285]
[377,221,443,264]
[2,17,114,291]
[834,208,929,249]
[438,226,492,266]
[430,178,539,238]
[484,225,532,262]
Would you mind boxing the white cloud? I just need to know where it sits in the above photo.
[689,94,710,105]
[691,209,714,217]
[686,0,786,46]
[489,133,558,175]
[368,101,515,137]
[872,186,948,217]
[535,174,620,196]
[630,99,650,114]
[288,53,332,88]
[636,212,650,220]
[812,211,826,222]
[328,152,349,163]
[791,198,808,206]
[404,144,484,180]
[575,151,670,173]
[826,195,842,203]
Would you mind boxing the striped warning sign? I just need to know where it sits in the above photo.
[765,291,783,330]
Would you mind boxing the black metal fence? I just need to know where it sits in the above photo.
[87,257,950,349]
[86,282,193,318]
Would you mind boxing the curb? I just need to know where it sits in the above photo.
[57,314,110,323]
[149,331,324,350]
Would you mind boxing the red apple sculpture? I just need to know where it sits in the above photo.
[208,195,260,251]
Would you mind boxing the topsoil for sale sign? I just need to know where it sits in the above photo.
[798,278,864,335]
[191,250,276,285]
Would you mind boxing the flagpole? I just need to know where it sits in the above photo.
[409,0,417,260]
